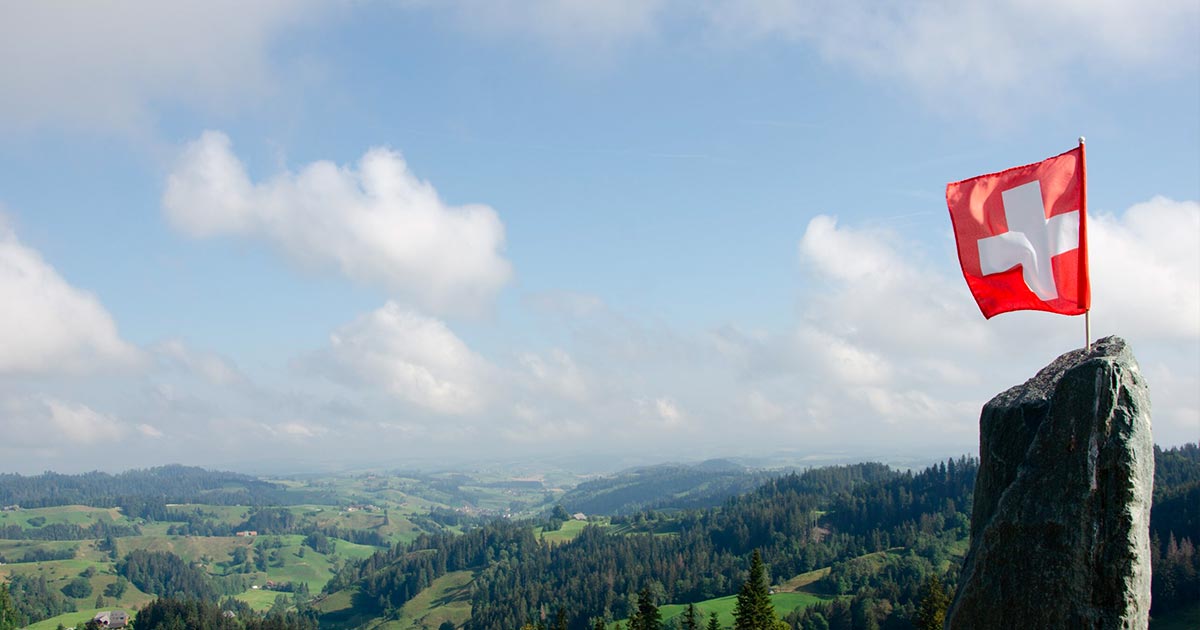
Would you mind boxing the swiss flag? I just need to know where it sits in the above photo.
[946,145,1090,319]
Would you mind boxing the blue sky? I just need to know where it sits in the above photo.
[1,1,1197,473]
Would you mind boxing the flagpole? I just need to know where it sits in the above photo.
[1080,135,1090,350]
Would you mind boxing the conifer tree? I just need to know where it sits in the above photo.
[631,587,661,630]
[681,603,699,630]
[916,575,951,630]
[0,584,17,630]
[705,611,721,630]
[733,550,777,630]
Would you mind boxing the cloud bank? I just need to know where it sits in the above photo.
[0,1,322,133]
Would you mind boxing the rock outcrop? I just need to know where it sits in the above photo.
[946,336,1154,629]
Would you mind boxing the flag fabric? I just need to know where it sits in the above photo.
[946,145,1089,319]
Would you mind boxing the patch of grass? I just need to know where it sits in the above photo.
[24,605,146,630]
[315,587,377,629]
[616,591,830,629]
[165,504,252,525]
[392,569,474,630]
[316,571,475,630]
[537,519,591,544]
[313,587,357,614]
[237,587,292,611]
[779,566,830,592]
[0,505,128,530]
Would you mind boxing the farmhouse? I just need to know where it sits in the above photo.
[235,530,258,537]
[92,609,130,628]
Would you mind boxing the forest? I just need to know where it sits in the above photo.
[326,458,978,629]
[1,445,1197,630]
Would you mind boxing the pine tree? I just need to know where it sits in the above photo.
[631,587,661,630]
[733,550,777,630]
[681,604,699,630]
[705,611,721,630]
[916,575,951,630]
[594,617,607,630]
[0,584,18,630]
[554,608,569,630]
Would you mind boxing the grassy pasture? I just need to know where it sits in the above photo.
[778,566,831,592]
[26,607,122,630]
[165,504,252,525]
[236,586,292,611]
[611,591,831,629]
[386,569,474,630]
[0,539,82,561]
[117,534,252,567]
[0,505,129,529]
[536,519,592,544]
[315,570,476,629]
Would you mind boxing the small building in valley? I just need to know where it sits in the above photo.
[92,610,130,628]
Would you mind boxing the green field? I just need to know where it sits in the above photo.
[237,586,293,611]
[613,591,831,629]
[25,607,115,630]
[537,519,592,544]
[0,505,131,529]
[386,569,475,630]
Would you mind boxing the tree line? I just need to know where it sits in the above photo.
[328,459,978,630]
[0,465,335,511]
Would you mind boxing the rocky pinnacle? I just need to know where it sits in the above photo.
[946,336,1154,629]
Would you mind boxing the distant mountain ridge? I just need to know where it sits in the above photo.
[557,459,774,515]
[0,464,334,509]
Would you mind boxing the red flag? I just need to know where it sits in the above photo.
[946,145,1089,319]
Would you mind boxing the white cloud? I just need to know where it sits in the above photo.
[518,349,589,401]
[797,215,991,357]
[322,302,492,415]
[153,339,246,386]
[389,1,1196,118]
[705,0,1200,117]
[1089,197,1200,340]
[0,397,124,448]
[655,397,684,427]
[137,424,164,438]
[164,131,512,314]
[0,2,322,133]
[46,400,124,444]
[263,421,328,440]
[0,219,140,374]
[402,0,668,56]
[635,396,686,429]
[791,197,1200,446]
[798,328,893,387]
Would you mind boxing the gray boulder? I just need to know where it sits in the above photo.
[946,336,1154,629]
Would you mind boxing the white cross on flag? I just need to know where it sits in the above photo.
[946,145,1090,319]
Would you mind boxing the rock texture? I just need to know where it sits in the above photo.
[946,336,1154,630]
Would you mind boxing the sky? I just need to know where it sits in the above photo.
[1,1,1197,475]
